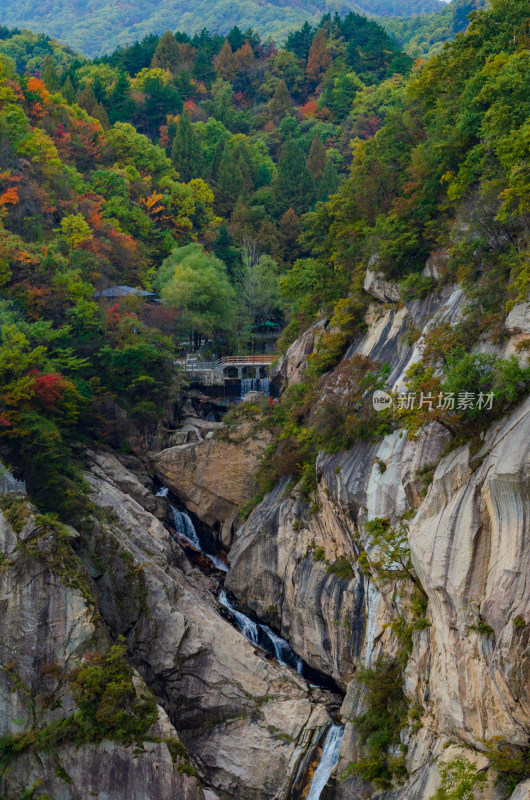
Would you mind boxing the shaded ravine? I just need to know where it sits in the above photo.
[158,485,341,693]
[156,485,229,572]
[219,589,340,691]
[157,482,344,796]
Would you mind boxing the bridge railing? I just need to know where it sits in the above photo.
[219,355,274,366]
[181,354,275,372]
[0,470,26,496]
[183,361,217,371]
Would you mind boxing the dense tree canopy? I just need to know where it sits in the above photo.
[0,0,444,58]
[0,0,527,525]
[157,243,236,342]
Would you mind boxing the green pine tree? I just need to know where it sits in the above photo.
[269,79,292,125]
[171,112,203,182]
[108,72,136,125]
[42,55,59,92]
[93,102,110,129]
[61,76,76,105]
[274,138,315,216]
[213,223,240,279]
[76,84,98,116]
[306,134,327,181]
[151,31,180,72]
[317,158,340,201]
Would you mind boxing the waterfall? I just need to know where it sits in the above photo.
[306,725,344,800]
[170,505,201,548]
[169,502,228,572]
[205,552,229,572]
[219,592,309,675]
[240,378,270,398]
[262,625,303,673]
[241,378,255,397]
[219,590,260,645]
[161,496,333,684]
[262,624,292,666]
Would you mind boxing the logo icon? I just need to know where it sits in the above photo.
[372,390,393,411]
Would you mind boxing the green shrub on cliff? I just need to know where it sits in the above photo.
[342,657,408,788]
[483,739,530,795]
[0,638,158,773]
[68,637,158,745]
[430,755,487,800]
[442,350,530,420]
[360,518,419,587]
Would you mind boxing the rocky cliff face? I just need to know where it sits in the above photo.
[225,479,365,689]
[85,451,339,800]
[0,448,341,799]
[222,288,530,799]
[1,289,528,799]
[155,416,272,546]
[0,504,203,800]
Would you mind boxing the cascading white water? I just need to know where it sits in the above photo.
[160,491,319,682]
[161,493,312,672]
[306,724,344,800]
[207,553,229,571]
[219,590,260,645]
[262,624,303,673]
[170,505,201,548]
[240,378,271,398]
[219,595,307,673]
[262,624,291,666]
[169,503,228,571]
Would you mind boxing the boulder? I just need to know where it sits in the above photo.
[422,249,450,281]
[511,779,530,800]
[363,259,401,303]
[505,302,530,334]
[270,318,326,387]
[154,420,272,531]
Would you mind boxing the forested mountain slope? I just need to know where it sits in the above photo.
[0,10,413,509]
[0,0,444,56]
[0,0,529,797]
[384,0,483,57]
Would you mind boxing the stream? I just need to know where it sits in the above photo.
[218,588,338,690]
[157,483,342,795]
[156,486,228,572]
[157,485,338,690]
[306,724,344,799]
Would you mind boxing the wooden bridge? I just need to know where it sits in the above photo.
[181,354,275,385]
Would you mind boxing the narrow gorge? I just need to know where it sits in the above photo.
[2,266,527,799]
[0,0,528,797]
